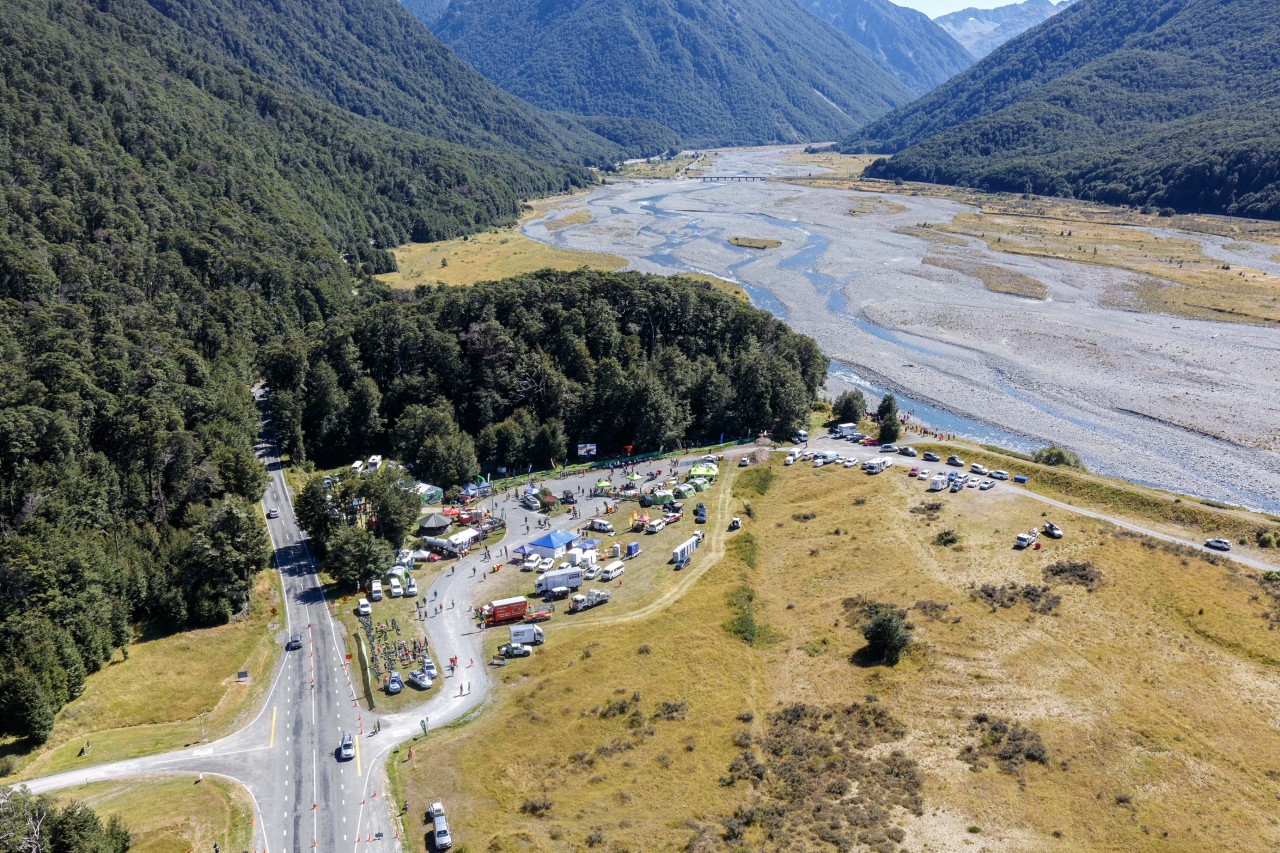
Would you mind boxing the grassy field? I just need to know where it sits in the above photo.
[9,571,281,780]
[922,254,1048,299]
[54,776,254,853]
[388,454,1280,852]
[376,230,626,290]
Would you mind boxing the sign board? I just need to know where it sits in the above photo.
[576,444,597,457]
[420,718,429,737]
[236,670,249,681]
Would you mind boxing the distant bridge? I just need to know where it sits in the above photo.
[700,175,768,182]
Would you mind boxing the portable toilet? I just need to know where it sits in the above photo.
[611,543,622,558]
[625,542,641,559]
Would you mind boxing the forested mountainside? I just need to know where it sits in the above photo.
[400,0,451,29]
[264,270,827,487]
[0,0,825,746]
[431,0,913,147]
[936,0,1074,57]
[795,0,973,93]
[140,0,658,163]
[843,0,1280,218]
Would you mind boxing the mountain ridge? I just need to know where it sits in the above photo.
[936,0,1075,58]
[431,0,914,147]
[843,0,1280,219]
[795,0,974,93]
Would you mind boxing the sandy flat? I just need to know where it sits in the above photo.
[523,147,1280,512]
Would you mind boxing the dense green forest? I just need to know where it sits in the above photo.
[0,0,827,749]
[263,270,828,485]
[0,0,589,746]
[0,787,129,853]
[431,0,912,146]
[842,0,1280,218]
[795,0,973,93]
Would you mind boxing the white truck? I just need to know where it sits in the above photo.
[588,518,615,534]
[534,567,584,595]
[509,624,545,645]
[569,588,612,612]
[928,474,947,492]
[835,422,859,438]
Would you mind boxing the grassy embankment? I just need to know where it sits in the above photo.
[53,776,254,853]
[912,441,1279,552]
[782,151,1280,325]
[7,571,281,781]
[389,452,1280,852]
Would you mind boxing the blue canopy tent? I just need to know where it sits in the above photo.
[527,529,579,561]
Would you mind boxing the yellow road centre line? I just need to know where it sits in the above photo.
[270,706,277,748]
[355,731,363,777]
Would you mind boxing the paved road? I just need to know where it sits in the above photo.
[26,404,401,852]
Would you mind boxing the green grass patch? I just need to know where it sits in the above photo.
[11,572,281,780]
[727,532,759,570]
[724,584,778,647]
[733,466,774,499]
[53,775,254,853]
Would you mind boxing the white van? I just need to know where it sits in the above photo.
[370,580,383,601]
[600,561,625,581]
[794,430,809,443]
[388,577,403,598]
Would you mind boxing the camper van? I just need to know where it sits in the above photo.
[370,580,383,601]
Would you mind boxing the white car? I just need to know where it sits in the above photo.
[966,478,978,488]
[917,468,931,480]
[843,460,857,468]
[405,577,418,596]
[990,470,1010,480]
[584,564,601,580]
[356,598,371,616]
[423,655,439,679]
[407,669,433,690]
[538,557,554,572]
[1205,538,1232,551]
[522,556,541,571]
[979,479,994,490]
[645,519,666,533]
[600,565,626,581]
[971,463,989,475]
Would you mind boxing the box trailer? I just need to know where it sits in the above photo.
[509,624,545,645]
[480,597,528,627]
[625,542,642,559]
[534,568,584,595]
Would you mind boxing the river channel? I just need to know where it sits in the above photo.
[523,147,1280,514]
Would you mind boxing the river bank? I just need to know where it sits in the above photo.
[523,146,1280,513]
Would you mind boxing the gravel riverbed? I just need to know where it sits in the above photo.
[524,147,1280,513]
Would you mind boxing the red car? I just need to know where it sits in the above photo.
[861,438,878,446]
[909,467,919,477]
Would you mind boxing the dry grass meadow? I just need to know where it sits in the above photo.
[376,230,627,290]
[389,454,1280,853]
[8,571,281,780]
[53,775,254,853]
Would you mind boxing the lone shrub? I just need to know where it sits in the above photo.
[933,529,959,547]
[861,610,912,665]
[1032,445,1086,470]
[520,796,553,817]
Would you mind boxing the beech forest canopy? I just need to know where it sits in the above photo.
[263,270,828,485]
